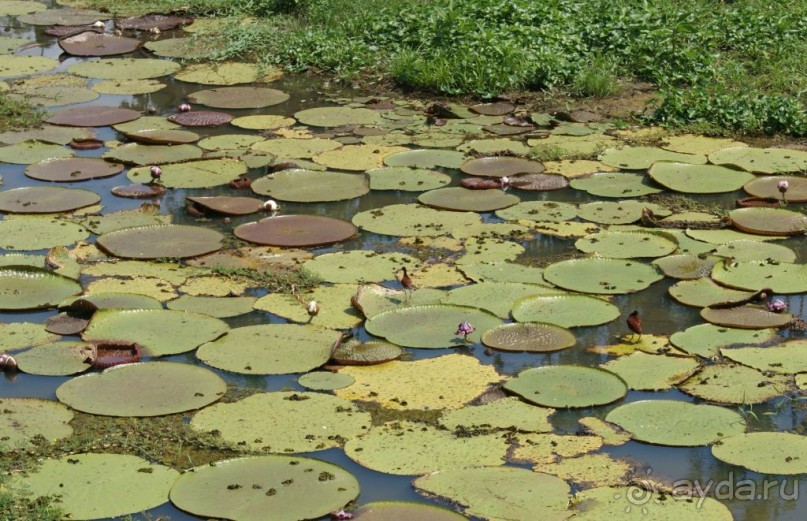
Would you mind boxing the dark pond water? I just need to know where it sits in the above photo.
[1,3,807,520]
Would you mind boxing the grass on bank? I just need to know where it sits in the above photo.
[53,0,807,135]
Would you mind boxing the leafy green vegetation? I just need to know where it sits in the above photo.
[0,93,42,131]
[70,0,807,134]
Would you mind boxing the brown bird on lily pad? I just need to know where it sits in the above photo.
[626,310,642,343]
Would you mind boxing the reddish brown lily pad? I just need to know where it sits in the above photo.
[167,111,232,127]
[509,173,569,191]
[96,224,224,259]
[25,158,124,182]
[45,106,140,127]
[234,215,357,247]
[186,196,265,216]
[0,186,100,213]
[116,13,194,31]
[460,156,544,177]
[187,86,289,109]
[90,340,142,369]
[45,312,90,335]
[110,184,166,199]
[58,31,141,56]
[460,178,503,190]
[68,138,104,150]
[470,102,515,116]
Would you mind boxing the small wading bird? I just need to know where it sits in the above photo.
[149,165,162,183]
[398,267,414,301]
[306,300,319,322]
[262,199,279,212]
[626,310,642,342]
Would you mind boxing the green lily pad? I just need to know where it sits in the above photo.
[0,55,58,78]
[495,201,578,222]
[168,455,358,521]
[335,354,501,410]
[18,8,109,25]
[57,361,226,416]
[578,417,631,446]
[68,58,180,80]
[14,341,88,375]
[442,282,560,318]
[572,486,734,520]
[414,467,569,521]
[253,284,362,329]
[605,399,745,446]
[543,257,663,294]
[686,228,786,244]
[701,305,793,329]
[714,239,797,263]
[365,304,502,348]
[352,501,468,521]
[0,267,80,310]
[505,365,627,408]
[708,146,807,174]
[418,187,520,212]
[97,224,224,260]
[92,78,166,95]
[0,1,46,15]
[729,207,807,236]
[455,236,525,265]
[576,230,677,259]
[81,260,196,285]
[670,324,777,358]
[191,391,370,452]
[166,295,256,318]
[0,398,73,449]
[177,61,283,84]
[345,421,507,475]
[231,114,296,130]
[0,124,94,146]
[439,396,554,433]
[0,216,90,250]
[304,251,418,284]
[187,86,289,109]
[128,158,247,188]
[0,140,74,164]
[197,134,265,150]
[653,254,718,279]
[80,206,171,235]
[744,175,807,202]
[711,260,807,294]
[458,261,545,284]
[679,363,790,404]
[536,453,631,488]
[662,134,748,155]
[600,352,700,390]
[5,453,179,520]
[313,144,408,171]
[511,294,619,327]
[578,200,671,225]
[82,309,229,357]
[458,138,530,155]
[144,36,211,58]
[252,137,342,159]
[298,371,355,390]
[8,85,99,107]
[353,203,481,237]
[648,162,755,193]
[197,324,340,375]
[366,166,452,191]
[294,106,381,127]
[251,169,369,202]
[712,432,807,475]
[103,143,204,165]
[383,149,468,169]
[0,36,29,54]
[460,156,544,177]
[668,278,755,308]
[331,340,403,365]
[599,146,707,169]
[510,432,603,465]
[721,340,807,374]
[236,214,358,248]
[570,172,662,197]
[482,322,576,352]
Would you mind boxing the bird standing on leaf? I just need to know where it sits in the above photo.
[626,310,642,343]
[306,300,319,322]
[398,267,414,301]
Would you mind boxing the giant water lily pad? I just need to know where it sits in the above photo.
[0,140,74,164]
[103,143,204,165]
[670,324,777,358]
[295,106,381,127]
[185,196,264,216]
[570,172,662,197]
[0,267,80,310]
[496,201,577,222]
[460,156,544,177]
[653,254,717,279]
[511,294,619,327]
[729,207,807,236]
[253,284,362,329]
[93,78,166,95]
[600,352,699,390]
[509,433,603,465]
[191,391,370,452]
[167,295,256,318]
[8,84,99,107]
[352,501,467,521]
[353,204,481,237]
[418,187,520,212]
[712,432,807,475]
[18,8,108,25]
[701,305,793,329]
[365,304,501,348]
[668,278,755,308]
[168,110,233,127]
[25,157,123,182]
[345,421,507,475]
[82,309,228,357]
[708,146,807,174]
[442,282,560,318]
[332,340,403,365]
[13,341,92,376]
[80,206,171,234]
[58,31,141,56]
[169,455,358,521]
[335,354,501,410]
[662,134,747,155]
[68,57,180,80]
[605,400,745,446]
[0,321,57,350]
[744,175,807,202]
[384,149,468,169]
[414,467,569,521]
[298,371,354,390]
[504,365,627,408]
[128,159,246,188]
[536,453,631,488]
[197,324,340,375]
[304,251,418,284]
[0,216,90,250]
[686,228,786,244]
[5,453,179,520]
[187,86,289,109]
[97,224,224,259]
[543,258,663,294]
[0,1,46,15]
[178,61,283,85]
[56,361,226,416]
[235,215,357,247]
[679,363,790,404]
[578,200,671,225]
[439,396,554,433]
[252,169,369,202]
[0,186,100,213]
[458,261,545,283]
[572,486,733,520]
[313,144,408,171]
[722,340,807,374]
[714,239,796,263]
[711,260,807,294]
[252,137,342,159]
[482,322,576,352]
[0,55,58,78]
[599,146,707,169]
[575,230,677,259]
[0,398,73,449]
[367,166,452,191]
[648,162,755,193]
